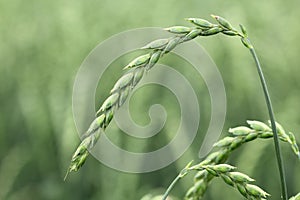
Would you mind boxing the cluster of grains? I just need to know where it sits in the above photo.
[184,120,299,199]
[187,164,270,200]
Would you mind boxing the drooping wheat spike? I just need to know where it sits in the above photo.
[65,23,214,178]
[183,120,299,199]
[162,163,270,200]
[161,121,299,199]
[188,164,270,199]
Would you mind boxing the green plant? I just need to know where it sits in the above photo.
[65,17,218,178]
[65,15,300,199]
[185,163,270,199]
[161,120,299,200]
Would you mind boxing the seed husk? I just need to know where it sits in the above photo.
[111,73,134,93]
[211,14,233,30]
[123,54,151,69]
[245,184,270,198]
[164,26,192,34]
[229,171,255,183]
[96,93,119,116]
[141,38,169,50]
[200,27,223,36]
[185,18,214,29]
[229,126,252,136]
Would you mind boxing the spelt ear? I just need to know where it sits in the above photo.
[164,26,192,34]
[211,15,234,30]
[185,120,300,199]
[67,23,203,176]
[185,18,214,29]
[164,162,269,200]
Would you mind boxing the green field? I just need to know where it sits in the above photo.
[1,0,300,199]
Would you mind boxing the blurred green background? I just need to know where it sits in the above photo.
[1,0,300,199]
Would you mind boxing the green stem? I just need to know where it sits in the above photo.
[162,174,181,200]
[248,46,287,200]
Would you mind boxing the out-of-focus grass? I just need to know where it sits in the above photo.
[0,0,300,199]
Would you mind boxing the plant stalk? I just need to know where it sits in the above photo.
[248,46,288,200]
[162,175,181,200]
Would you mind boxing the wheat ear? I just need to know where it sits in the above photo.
[189,164,270,199]
[184,120,299,199]
[163,163,270,200]
[161,120,299,199]
[65,22,212,179]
